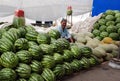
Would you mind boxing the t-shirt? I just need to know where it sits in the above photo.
[56,26,71,39]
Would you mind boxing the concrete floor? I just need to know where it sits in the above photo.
[61,62,120,81]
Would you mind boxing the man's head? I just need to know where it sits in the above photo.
[61,18,67,28]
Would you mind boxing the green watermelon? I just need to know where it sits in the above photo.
[71,45,81,59]
[105,10,115,15]
[106,25,117,33]
[100,32,109,38]
[18,27,27,37]
[37,33,51,44]
[17,78,27,81]
[106,21,115,26]
[53,64,65,78]
[28,45,43,60]
[79,57,90,69]
[28,73,44,81]
[98,19,106,25]
[16,63,31,78]
[53,53,63,64]
[0,52,19,68]
[0,38,14,53]
[80,46,92,57]
[63,50,73,62]
[14,38,29,50]
[105,15,115,21]
[25,30,38,42]
[92,29,100,36]
[0,68,17,81]
[70,59,82,72]
[28,41,38,48]
[63,62,73,75]
[42,68,56,81]
[42,55,55,69]
[93,22,100,29]
[109,33,119,40]
[16,50,32,63]
[48,29,61,39]
[99,25,107,32]
[40,44,54,55]
[30,60,43,74]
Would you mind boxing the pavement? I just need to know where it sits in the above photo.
[61,62,120,81]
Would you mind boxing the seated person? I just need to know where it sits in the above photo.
[56,18,74,43]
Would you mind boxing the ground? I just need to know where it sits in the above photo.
[60,62,120,81]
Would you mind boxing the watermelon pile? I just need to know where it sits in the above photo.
[0,11,100,81]
[92,10,120,40]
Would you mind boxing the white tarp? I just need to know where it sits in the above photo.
[0,0,93,21]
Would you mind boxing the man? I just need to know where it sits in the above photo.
[56,18,74,42]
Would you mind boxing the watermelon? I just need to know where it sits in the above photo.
[42,55,55,69]
[48,29,61,39]
[40,44,54,55]
[2,30,19,43]
[63,50,73,62]
[109,33,119,40]
[0,68,17,81]
[105,10,115,15]
[28,45,43,60]
[30,60,43,74]
[18,27,27,38]
[28,41,38,48]
[53,53,63,64]
[88,57,97,66]
[92,29,100,36]
[0,38,14,53]
[115,13,120,18]
[0,52,19,68]
[53,64,65,78]
[63,62,73,75]
[14,38,29,50]
[98,19,106,25]
[28,73,44,81]
[100,32,109,38]
[41,68,56,81]
[105,15,115,21]
[25,30,38,42]
[37,33,51,44]
[106,21,115,26]
[17,78,27,81]
[25,25,36,32]
[80,46,92,57]
[16,63,31,78]
[106,25,117,33]
[16,50,32,63]
[71,45,81,59]
[93,22,100,29]
[79,57,90,69]
[99,25,107,32]
[70,59,82,72]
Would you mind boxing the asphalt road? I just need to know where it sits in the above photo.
[61,62,120,81]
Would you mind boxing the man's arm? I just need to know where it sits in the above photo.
[65,28,74,43]
[69,37,74,43]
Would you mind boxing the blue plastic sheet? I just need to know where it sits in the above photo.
[92,0,120,16]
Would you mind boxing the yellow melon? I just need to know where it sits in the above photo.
[102,37,113,44]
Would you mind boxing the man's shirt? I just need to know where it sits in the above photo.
[56,26,71,39]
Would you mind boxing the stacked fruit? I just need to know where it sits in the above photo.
[0,24,100,81]
[92,10,120,41]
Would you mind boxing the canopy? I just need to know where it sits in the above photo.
[0,0,93,21]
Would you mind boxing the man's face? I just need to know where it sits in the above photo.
[61,21,67,28]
